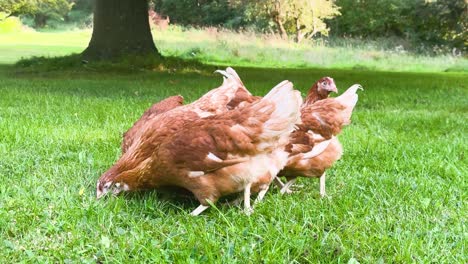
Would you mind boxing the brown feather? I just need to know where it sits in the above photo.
[121,95,184,153]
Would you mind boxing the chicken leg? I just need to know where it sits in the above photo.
[275,177,296,194]
[255,186,270,204]
[274,177,285,188]
[319,173,327,197]
[244,183,254,215]
[280,178,297,194]
[222,195,244,206]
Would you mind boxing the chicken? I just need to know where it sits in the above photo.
[277,84,362,196]
[97,69,302,215]
[224,75,357,201]
[272,76,337,193]
[217,74,341,204]
[303,77,338,105]
[121,95,184,153]
[121,68,257,154]
[97,68,245,198]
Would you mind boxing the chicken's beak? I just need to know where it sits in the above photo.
[96,181,105,199]
[327,84,338,94]
[96,189,103,199]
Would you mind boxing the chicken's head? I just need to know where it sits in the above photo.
[305,77,338,105]
[96,166,132,199]
[317,77,338,95]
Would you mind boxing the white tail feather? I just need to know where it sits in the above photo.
[302,138,333,159]
[196,68,244,107]
[335,84,362,125]
[214,69,232,86]
[225,67,246,88]
[215,67,246,88]
[260,81,303,142]
[336,84,362,108]
[213,67,250,98]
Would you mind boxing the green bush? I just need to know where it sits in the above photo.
[0,14,26,33]
[329,0,467,52]
[66,10,92,29]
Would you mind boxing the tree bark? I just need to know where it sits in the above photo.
[82,0,160,60]
[273,15,288,40]
[295,17,307,43]
[34,14,47,28]
[271,1,288,40]
[306,24,319,40]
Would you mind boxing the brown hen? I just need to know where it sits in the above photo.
[97,68,245,198]
[97,69,302,215]
[278,84,362,196]
[225,75,359,201]
[219,75,342,203]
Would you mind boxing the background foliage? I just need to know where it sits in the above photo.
[329,0,467,53]
[0,0,466,52]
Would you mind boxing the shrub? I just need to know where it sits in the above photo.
[0,13,26,33]
[66,10,93,29]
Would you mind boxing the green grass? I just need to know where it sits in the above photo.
[0,64,466,262]
[0,27,467,72]
[0,31,89,64]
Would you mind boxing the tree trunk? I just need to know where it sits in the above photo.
[83,0,159,60]
[271,2,288,40]
[306,26,319,40]
[34,14,47,28]
[273,15,288,40]
[295,18,306,43]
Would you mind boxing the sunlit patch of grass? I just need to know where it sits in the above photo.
[152,26,468,72]
[0,65,466,262]
[1,28,467,72]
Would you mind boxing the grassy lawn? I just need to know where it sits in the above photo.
[0,28,467,72]
[0,31,89,64]
[0,27,467,262]
[0,62,466,262]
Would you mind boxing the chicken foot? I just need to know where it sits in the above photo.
[275,177,300,194]
[222,195,244,207]
[273,177,285,188]
[190,204,210,216]
[278,174,326,197]
[280,178,297,194]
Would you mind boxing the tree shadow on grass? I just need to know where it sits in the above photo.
[11,53,221,76]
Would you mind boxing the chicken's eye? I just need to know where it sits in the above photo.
[322,81,327,86]
[103,182,112,190]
